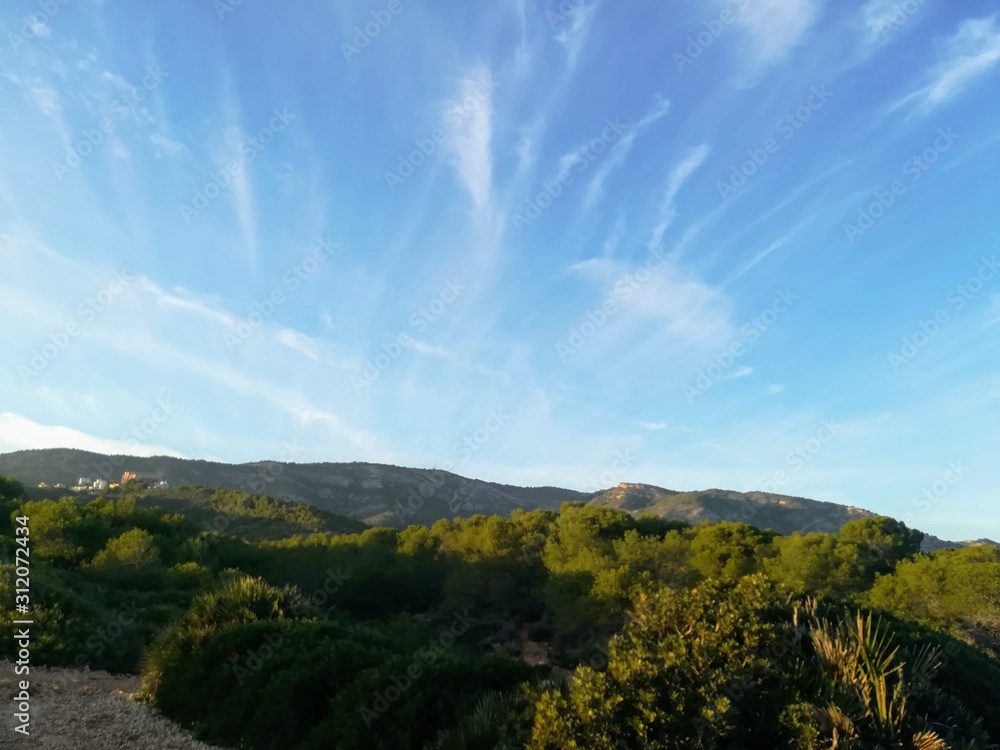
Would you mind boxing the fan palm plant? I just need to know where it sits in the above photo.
[791,599,966,749]
[424,690,524,750]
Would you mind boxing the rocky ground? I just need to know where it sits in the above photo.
[0,662,222,749]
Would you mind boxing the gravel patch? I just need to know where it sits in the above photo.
[0,662,224,749]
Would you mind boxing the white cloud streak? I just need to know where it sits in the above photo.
[889,16,1000,117]
[648,144,712,251]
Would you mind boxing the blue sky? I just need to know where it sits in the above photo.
[1,0,999,540]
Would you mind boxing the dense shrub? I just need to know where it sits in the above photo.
[140,576,308,696]
[142,580,535,750]
[529,579,997,749]
[146,619,395,748]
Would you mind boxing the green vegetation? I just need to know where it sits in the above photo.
[136,485,369,539]
[867,545,1000,656]
[2,474,998,748]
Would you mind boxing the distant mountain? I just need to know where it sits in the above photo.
[587,483,995,552]
[587,482,874,535]
[1,448,992,550]
[0,448,592,528]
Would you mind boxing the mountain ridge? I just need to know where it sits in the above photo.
[1,448,992,550]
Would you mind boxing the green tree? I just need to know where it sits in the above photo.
[529,576,784,749]
[688,521,771,582]
[765,533,866,599]
[91,528,161,568]
[839,516,924,580]
[0,473,25,500]
[542,504,631,576]
[19,498,86,564]
[611,528,695,589]
[867,546,1000,651]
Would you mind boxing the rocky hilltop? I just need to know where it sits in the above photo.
[589,482,873,534]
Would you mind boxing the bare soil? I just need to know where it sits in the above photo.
[0,662,223,749]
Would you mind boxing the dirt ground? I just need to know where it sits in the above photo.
[0,662,222,749]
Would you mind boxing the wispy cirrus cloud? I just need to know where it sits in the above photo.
[729,0,823,80]
[566,253,733,347]
[218,82,259,268]
[446,71,495,213]
[404,338,512,383]
[148,132,186,157]
[726,216,813,284]
[859,0,921,46]
[582,96,671,209]
[27,87,61,118]
[514,117,545,176]
[889,16,1000,117]
[555,2,599,72]
[647,143,712,251]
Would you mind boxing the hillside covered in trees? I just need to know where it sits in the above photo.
[2,473,999,748]
[5,449,990,551]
